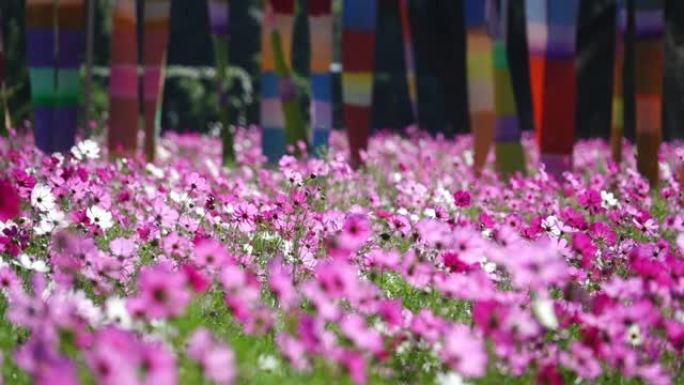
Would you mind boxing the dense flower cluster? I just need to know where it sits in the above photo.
[0,128,683,385]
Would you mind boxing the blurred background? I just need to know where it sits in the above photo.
[2,0,684,140]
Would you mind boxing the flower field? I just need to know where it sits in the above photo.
[1,129,684,385]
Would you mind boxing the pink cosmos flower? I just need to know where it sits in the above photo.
[340,314,384,354]
[316,260,360,300]
[440,324,487,378]
[560,342,602,379]
[336,213,372,252]
[276,332,310,371]
[453,190,471,208]
[152,199,179,229]
[339,350,367,385]
[0,178,21,221]
[233,202,258,232]
[192,238,231,271]
[268,260,298,310]
[127,262,191,320]
[188,328,237,385]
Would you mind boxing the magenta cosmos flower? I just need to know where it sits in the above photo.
[0,178,21,222]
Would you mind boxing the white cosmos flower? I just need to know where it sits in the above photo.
[71,139,100,160]
[541,215,564,238]
[87,205,114,231]
[14,254,49,273]
[105,297,133,329]
[627,324,642,346]
[31,184,56,212]
[436,371,471,385]
[257,354,280,371]
[145,163,165,179]
[532,297,559,330]
[677,233,684,254]
[601,190,619,209]
[34,210,67,235]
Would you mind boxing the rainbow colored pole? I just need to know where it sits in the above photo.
[108,0,139,159]
[398,0,418,121]
[342,0,377,168]
[0,7,8,136]
[55,0,85,152]
[525,0,579,179]
[142,0,171,162]
[26,0,56,152]
[208,0,235,164]
[261,0,294,163]
[610,0,627,164]
[491,0,526,176]
[465,0,495,173]
[308,0,333,153]
[27,0,84,154]
[634,0,664,187]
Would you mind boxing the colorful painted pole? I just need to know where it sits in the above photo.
[342,0,377,168]
[261,1,292,163]
[0,7,9,136]
[491,0,526,176]
[55,0,85,152]
[108,0,139,159]
[525,0,579,178]
[27,0,84,154]
[610,0,627,164]
[272,29,307,155]
[142,0,171,162]
[83,0,96,134]
[208,0,235,165]
[26,0,57,152]
[398,0,418,121]
[308,0,333,153]
[634,0,664,187]
[465,0,495,173]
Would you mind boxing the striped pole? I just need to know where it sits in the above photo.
[26,0,56,152]
[0,7,9,136]
[465,0,495,173]
[398,0,418,121]
[108,0,139,159]
[272,28,307,155]
[83,0,96,134]
[142,0,171,162]
[342,0,377,168]
[610,0,627,164]
[55,0,85,152]
[525,0,579,178]
[634,0,663,187]
[260,1,292,163]
[308,0,333,153]
[491,0,526,176]
[207,0,236,165]
[27,0,84,153]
